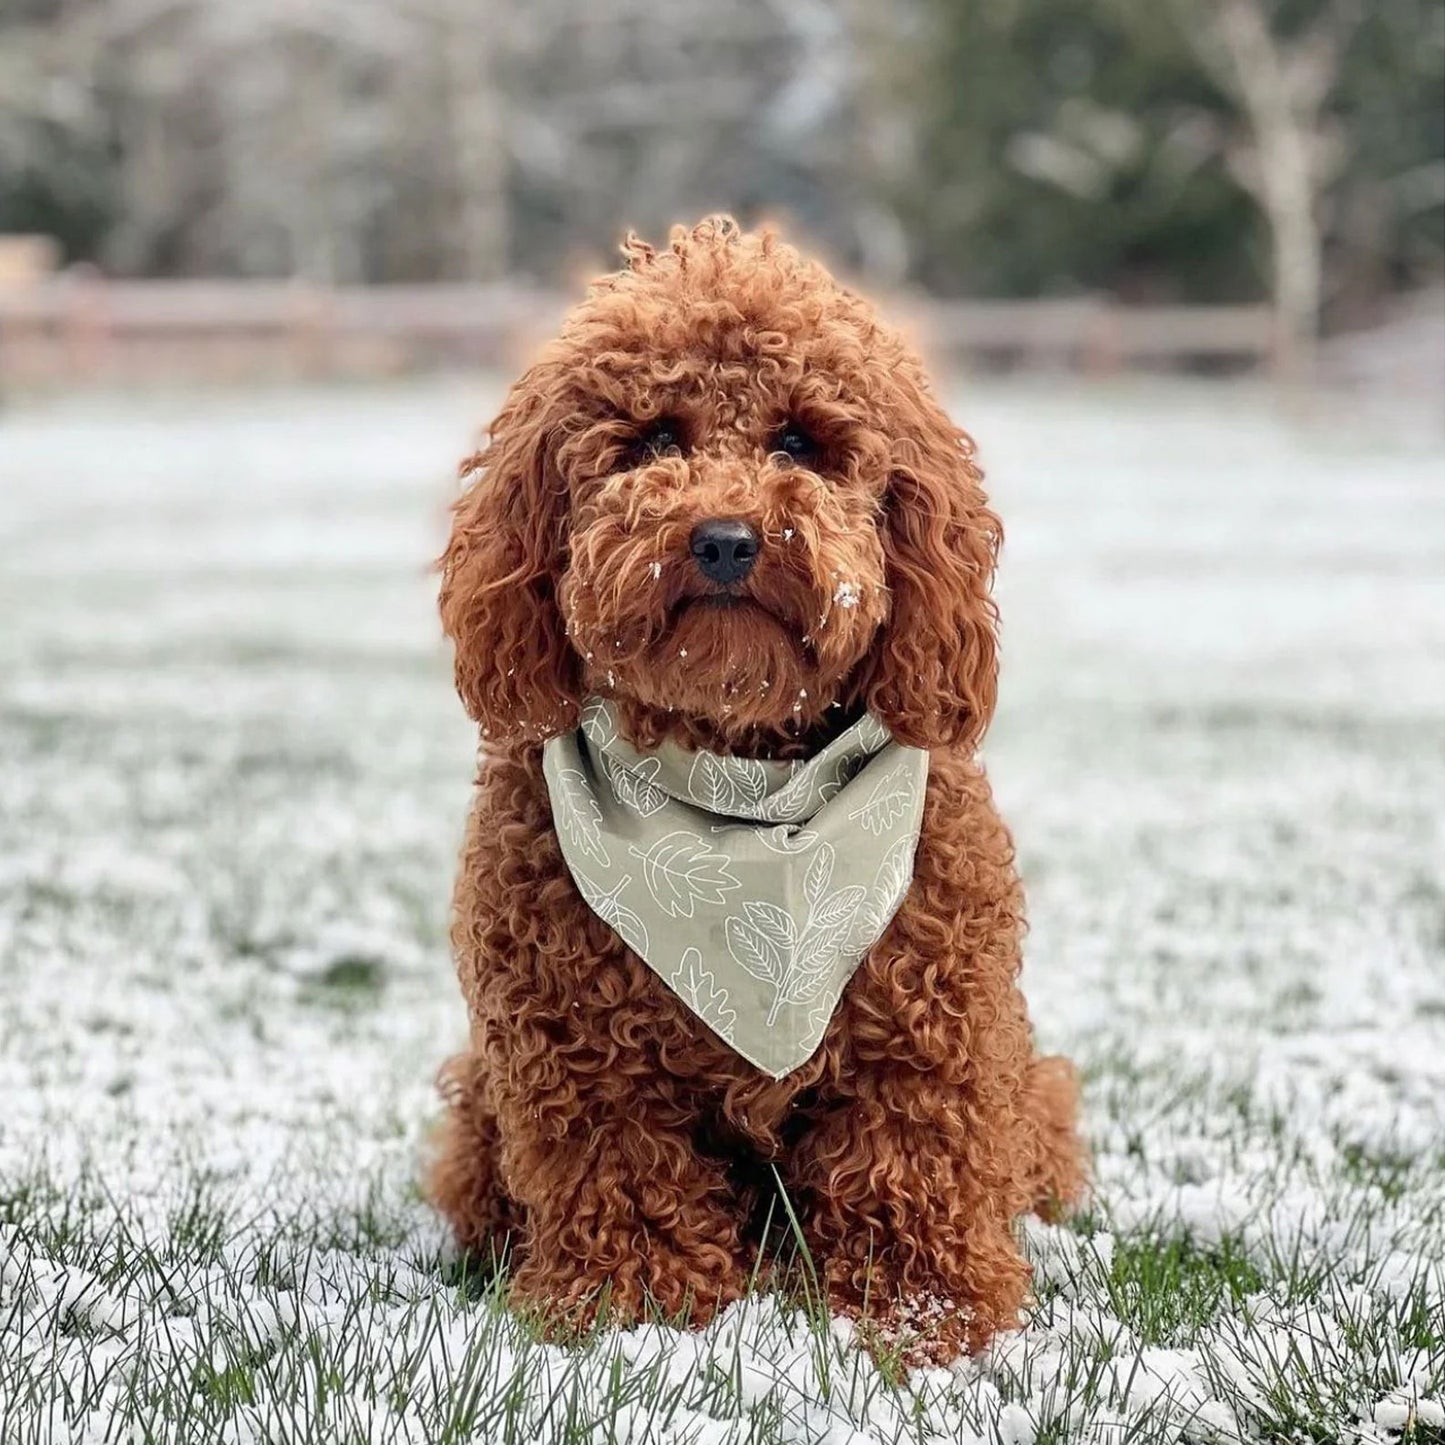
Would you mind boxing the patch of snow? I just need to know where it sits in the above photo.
[0,379,1441,1443]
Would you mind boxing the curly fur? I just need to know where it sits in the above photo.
[427,217,1086,1359]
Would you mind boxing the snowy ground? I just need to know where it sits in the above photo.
[1,377,1442,1445]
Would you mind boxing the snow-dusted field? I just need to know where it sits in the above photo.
[1,378,1442,1444]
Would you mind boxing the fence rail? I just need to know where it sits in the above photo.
[0,277,1277,385]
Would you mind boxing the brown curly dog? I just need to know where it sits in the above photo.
[426,216,1086,1360]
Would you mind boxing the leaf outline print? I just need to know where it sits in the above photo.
[602,752,668,817]
[571,869,650,954]
[579,697,617,748]
[688,752,768,814]
[628,830,740,918]
[553,767,611,866]
[846,767,915,836]
[671,947,737,1041]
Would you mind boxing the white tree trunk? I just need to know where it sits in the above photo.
[1188,0,1355,375]
[1262,146,1324,374]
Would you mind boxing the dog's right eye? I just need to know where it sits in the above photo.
[639,419,685,458]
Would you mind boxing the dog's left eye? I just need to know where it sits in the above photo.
[773,424,817,463]
[640,419,685,457]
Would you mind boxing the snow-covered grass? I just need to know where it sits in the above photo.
[1,377,1442,1445]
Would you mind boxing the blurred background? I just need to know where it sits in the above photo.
[1,0,1442,393]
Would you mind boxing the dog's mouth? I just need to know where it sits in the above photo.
[669,593,796,632]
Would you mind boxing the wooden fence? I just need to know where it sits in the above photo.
[0,276,1277,386]
[919,296,1278,372]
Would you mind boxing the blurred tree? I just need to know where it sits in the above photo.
[432,0,510,282]
[499,0,878,280]
[1167,0,1361,371]
[891,0,1262,301]
[0,0,1439,335]
[898,0,1443,335]
[0,2,114,261]
[1327,0,1445,317]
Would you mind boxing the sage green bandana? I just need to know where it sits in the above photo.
[541,697,928,1078]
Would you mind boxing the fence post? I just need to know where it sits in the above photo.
[1081,298,1123,375]
[65,267,110,383]
[289,282,335,379]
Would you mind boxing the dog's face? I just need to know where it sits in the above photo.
[441,218,1001,755]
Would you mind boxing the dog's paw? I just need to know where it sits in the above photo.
[508,1247,750,1339]
[833,1288,976,1370]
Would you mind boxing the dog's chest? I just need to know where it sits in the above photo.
[695,1079,821,1162]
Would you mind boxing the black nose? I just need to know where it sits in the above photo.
[689,519,760,585]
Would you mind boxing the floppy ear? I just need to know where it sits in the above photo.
[438,366,580,743]
[861,387,1001,752]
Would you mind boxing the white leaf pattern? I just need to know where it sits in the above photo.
[794,917,857,973]
[854,714,891,751]
[688,753,768,814]
[628,830,740,918]
[571,869,650,954]
[809,750,867,804]
[808,885,867,932]
[786,940,852,1005]
[754,767,817,823]
[873,837,916,916]
[848,902,883,959]
[579,696,617,748]
[725,914,786,987]
[553,767,610,866]
[727,865,870,1024]
[670,948,737,1042]
[742,900,796,950]
[603,753,668,817]
[847,771,915,836]
[804,845,834,908]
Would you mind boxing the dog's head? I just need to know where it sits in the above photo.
[440,217,1000,755]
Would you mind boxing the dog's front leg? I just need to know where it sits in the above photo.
[787,1062,1034,1360]
[494,1071,750,1333]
